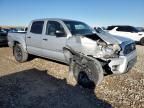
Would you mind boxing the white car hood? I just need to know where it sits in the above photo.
[138,32,144,35]
[138,32,144,34]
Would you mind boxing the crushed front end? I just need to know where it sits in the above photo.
[108,42,137,74]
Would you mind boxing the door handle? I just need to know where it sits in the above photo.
[27,36,31,38]
[43,38,48,41]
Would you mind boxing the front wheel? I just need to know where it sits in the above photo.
[140,37,144,45]
[73,58,104,89]
[13,44,28,62]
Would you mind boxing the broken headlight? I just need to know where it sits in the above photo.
[97,42,121,59]
[104,44,121,58]
[108,44,121,53]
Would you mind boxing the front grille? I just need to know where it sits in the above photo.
[123,43,136,55]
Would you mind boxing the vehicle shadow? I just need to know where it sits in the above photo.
[28,55,68,65]
[0,68,112,108]
[0,44,8,48]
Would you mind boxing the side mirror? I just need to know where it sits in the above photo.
[95,27,103,33]
[55,30,66,37]
[25,27,28,32]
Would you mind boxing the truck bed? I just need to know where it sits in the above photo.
[8,32,26,48]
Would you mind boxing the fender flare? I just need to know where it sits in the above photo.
[13,41,27,53]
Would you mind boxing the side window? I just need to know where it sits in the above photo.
[107,26,115,30]
[46,21,66,37]
[117,27,125,32]
[30,21,44,34]
[117,27,130,32]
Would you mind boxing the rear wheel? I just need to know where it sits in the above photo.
[140,37,144,45]
[13,44,28,62]
[73,58,103,89]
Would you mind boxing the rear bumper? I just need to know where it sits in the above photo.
[108,50,137,74]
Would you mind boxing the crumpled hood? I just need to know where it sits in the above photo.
[110,35,133,44]
[96,31,133,44]
[66,34,121,59]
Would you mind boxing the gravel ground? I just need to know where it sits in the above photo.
[0,45,144,108]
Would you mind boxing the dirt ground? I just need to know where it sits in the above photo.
[0,45,144,108]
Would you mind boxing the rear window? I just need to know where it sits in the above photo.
[30,21,44,34]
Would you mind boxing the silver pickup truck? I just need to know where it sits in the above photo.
[8,18,137,88]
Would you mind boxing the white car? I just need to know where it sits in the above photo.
[106,26,144,45]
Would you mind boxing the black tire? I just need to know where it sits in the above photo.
[13,44,28,62]
[73,58,103,89]
[140,37,144,45]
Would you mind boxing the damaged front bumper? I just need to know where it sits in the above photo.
[108,50,137,74]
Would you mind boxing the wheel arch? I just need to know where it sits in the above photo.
[140,37,144,45]
[63,47,74,64]
[13,41,27,53]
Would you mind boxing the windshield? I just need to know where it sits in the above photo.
[63,21,93,35]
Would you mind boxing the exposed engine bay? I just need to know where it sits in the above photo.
[67,33,121,60]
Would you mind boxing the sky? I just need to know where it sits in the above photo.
[0,0,144,27]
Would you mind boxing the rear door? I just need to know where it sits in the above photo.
[26,21,44,55]
[41,20,67,62]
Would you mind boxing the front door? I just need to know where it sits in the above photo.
[42,21,67,62]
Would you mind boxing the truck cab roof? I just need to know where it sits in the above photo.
[31,18,81,22]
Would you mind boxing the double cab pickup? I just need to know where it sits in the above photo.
[8,18,137,88]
